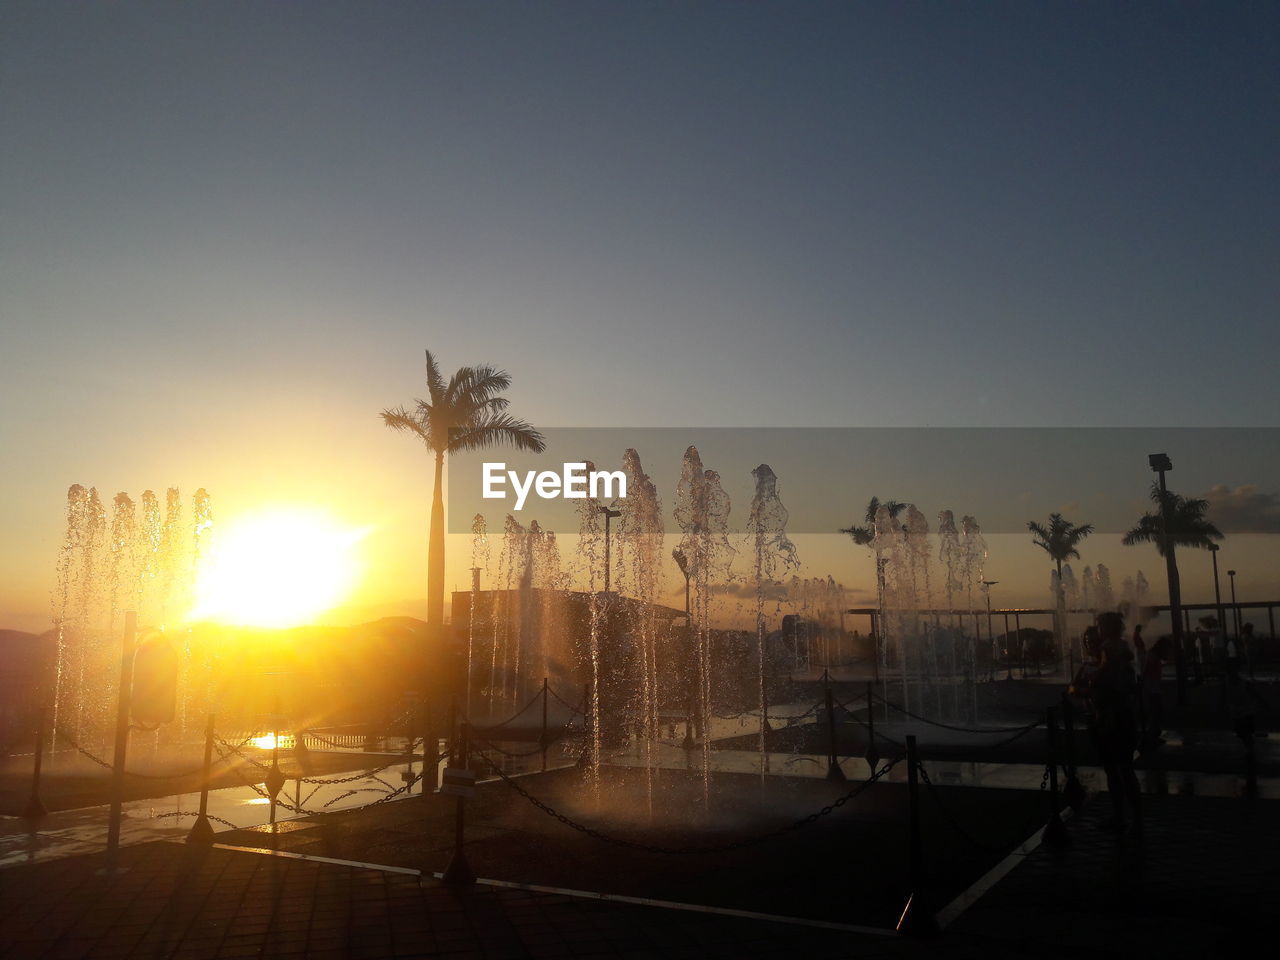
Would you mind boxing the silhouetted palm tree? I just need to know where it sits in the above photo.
[839,496,906,546]
[1028,513,1093,641]
[382,350,545,626]
[1027,513,1094,583]
[1122,485,1223,556]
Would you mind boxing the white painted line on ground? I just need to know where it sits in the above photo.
[423,871,898,937]
[209,841,895,937]
[211,843,421,875]
[934,807,1075,929]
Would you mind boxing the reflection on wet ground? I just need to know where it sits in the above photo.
[0,749,446,869]
[5,701,1274,871]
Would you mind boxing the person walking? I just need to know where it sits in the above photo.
[1090,612,1142,833]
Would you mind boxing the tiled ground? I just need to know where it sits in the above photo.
[1,788,1276,959]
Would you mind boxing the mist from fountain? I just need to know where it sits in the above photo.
[747,464,799,780]
[51,484,210,751]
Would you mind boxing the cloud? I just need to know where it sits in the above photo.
[1203,484,1280,533]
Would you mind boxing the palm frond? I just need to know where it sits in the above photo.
[446,413,546,454]
[423,350,446,405]
[380,407,428,441]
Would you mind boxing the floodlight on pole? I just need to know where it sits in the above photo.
[1148,452,1186,704]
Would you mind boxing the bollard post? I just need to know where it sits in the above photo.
[186,714,216,844]
[1235,714,1258,795]
[102,612,138,877]
[422,695,435,793]
[441,722,476,886]
[864,683,880,772]
[264,713,286,832]
[1043,708,1070,848]
[540,677,549,774]
[897,735,937,937]
[824,675,846,782]
[23,708,49,821]
[1060,693,1085,811]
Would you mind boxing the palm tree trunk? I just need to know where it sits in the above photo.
[1055,558,1067,663]
[428,451,446,626]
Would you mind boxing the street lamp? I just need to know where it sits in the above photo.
[672,548,695,749]
[1228,569,1240,638]
[1208,546,1227,648]
[1148,453,1187,704]
[599,503,622,593]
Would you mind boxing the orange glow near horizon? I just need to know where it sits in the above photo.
[187,507,367,629]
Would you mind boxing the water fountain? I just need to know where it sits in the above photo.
[51,484,211,751]
[747,464,799,778]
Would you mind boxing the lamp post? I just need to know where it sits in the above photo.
[673,548,695,749]
[1228,569,1240,639]
[1149,453,1187,704]
[1208,546,1227,646]
[599,504,622,593]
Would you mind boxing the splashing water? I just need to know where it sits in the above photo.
[748,464,798,781]
[50,484,210,751]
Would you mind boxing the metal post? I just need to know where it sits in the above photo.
[186,714,216,844]
[23,708,48,821]
[1043,708,1070,847]
[270,715,279,829]
[441,722,475,886]
[824,672,845,782]
[1228,571,1240,639]
[897,735,937,937]
[1002,612,1011,681]
[1060,693,1084,810]
[424,695,437,792]
[1014,613,1023,680]
[103,612,138,877]
[540,677,549,773]
[865,682,880,771]
[1210,546,1227,653]
[1151,458,1188,705]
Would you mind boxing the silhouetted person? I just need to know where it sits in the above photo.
[1132,624,1146,673]
[1140,636,1168,751]
[1090,612,1141,832]
[1240,622,1257,678]
[1068,627,1103,743]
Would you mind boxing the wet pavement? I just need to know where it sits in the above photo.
[0,750,447,870]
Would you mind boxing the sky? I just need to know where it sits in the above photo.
[2,2,1278,632]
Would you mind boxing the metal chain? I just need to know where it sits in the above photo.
[153,810,238,829]
[52,725,250,780]
[475,738,548,759]
[546,684,587,715]
[916,758,1047,854]
[872,692,1043,735]
[476,752,900,855]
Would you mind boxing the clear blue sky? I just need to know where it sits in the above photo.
[2,2,1277,628]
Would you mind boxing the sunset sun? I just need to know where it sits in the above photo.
[189,508,366,628]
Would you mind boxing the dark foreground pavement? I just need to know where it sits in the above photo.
[1,788,1275,959]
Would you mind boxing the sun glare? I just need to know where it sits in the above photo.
[189,508,365,628]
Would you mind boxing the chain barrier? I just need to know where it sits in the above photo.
[153,810,238,829]
[716,704,822,725]
[475,751,900,855]
[473,688,551,734]
[546,684,587,715]
[474,739,549,759]
[871,691,1043,735]
[915,757,1052,854]
[52,725,256,780]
